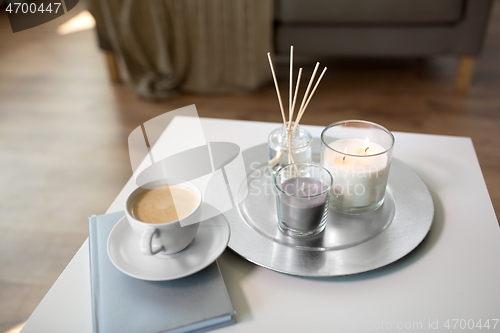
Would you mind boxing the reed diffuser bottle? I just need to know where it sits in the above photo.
[266,46,327,171]
[268,122,312,171]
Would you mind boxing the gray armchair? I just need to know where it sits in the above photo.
[274,0,494,91]
[91,0,493,94]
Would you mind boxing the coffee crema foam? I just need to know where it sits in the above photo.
[129,185,199,224]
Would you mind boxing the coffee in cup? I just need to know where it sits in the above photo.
[125,179,201,256]
[129,184,199,224]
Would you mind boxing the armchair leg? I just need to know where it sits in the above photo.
[454,56,475,93]
[105,51,121,83]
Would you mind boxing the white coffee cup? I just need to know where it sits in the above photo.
[125,178,201,256]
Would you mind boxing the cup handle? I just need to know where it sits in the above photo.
[140,228,165,255]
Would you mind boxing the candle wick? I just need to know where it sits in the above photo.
[365,147,369,154]
[342,155,346,163]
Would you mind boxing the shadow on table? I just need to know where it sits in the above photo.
[217,248,256,323]
[298,183,444,282]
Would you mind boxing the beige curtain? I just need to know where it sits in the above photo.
[86,0,273,99]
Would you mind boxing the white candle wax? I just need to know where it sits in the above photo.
[322,138,390,209]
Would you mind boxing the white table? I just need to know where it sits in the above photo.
[21,117,500,333]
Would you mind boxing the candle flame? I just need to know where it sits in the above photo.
[363,137,370,154]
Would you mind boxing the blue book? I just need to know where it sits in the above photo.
[89,211,236,333]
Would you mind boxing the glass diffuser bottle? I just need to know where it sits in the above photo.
[266,47,327,173]
[268,122,313,171]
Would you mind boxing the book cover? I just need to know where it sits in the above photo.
[89,211,236,333]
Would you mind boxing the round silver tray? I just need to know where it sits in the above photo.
[205,141,434,277]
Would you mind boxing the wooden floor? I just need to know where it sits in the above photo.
[0,2,499,331]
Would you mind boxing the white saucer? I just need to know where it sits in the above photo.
[107,215,230,281]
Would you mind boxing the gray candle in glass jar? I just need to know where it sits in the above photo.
[278,177,329,232]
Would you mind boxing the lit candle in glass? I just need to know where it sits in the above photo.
[321,120,395,214]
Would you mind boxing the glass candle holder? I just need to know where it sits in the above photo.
[320,120,395,214]
[274,163,333,238]
[268,122,313,172]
